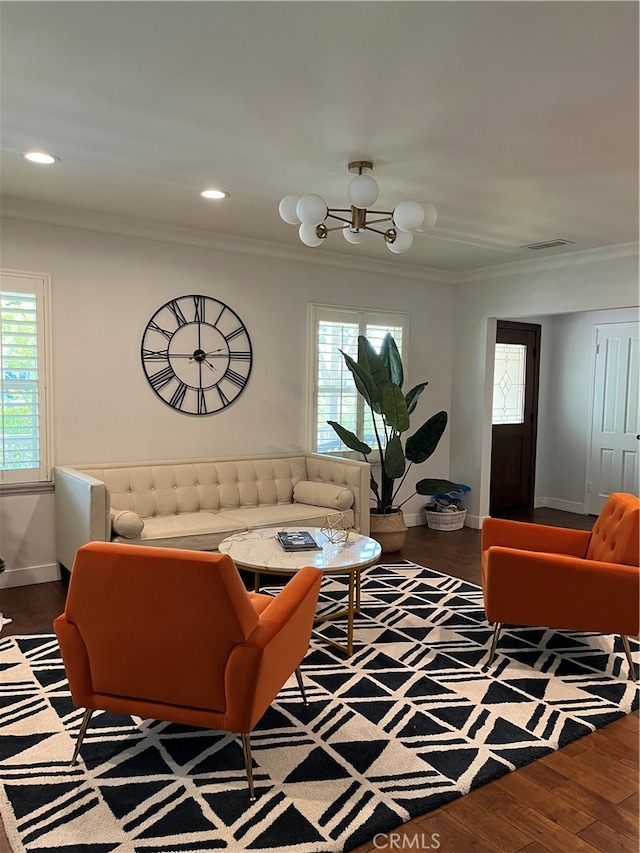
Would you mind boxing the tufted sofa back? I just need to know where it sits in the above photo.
[82,457,309,519]
[586,492,639,566]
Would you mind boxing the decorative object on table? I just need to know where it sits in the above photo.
[276,530,320,551]
[328,333,463,552]
[141,295,253,415]
[424,485,470,531]
[320,512,350,544]
[4,562,637,853]
[279,160,438,255]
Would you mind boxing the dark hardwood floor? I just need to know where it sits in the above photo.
[1,509,637,853]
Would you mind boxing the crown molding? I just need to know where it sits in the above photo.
[0,197,457,285]
[2,197,635,285]
[455,241,639,283]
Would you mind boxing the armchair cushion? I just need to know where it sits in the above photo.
[586,492,640,566]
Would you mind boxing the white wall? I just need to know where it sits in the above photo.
[0,214,454,585]
[451,247,640,525]
[535,307,639,512]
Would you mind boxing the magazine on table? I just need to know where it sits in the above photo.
[276,530,320,551]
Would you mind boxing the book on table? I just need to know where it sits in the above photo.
[276,530,320,551]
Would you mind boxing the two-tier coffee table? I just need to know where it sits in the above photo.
[219,527,382,657]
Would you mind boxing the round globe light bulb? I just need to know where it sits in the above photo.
[278,194,301,224]
[299,223,324,247]
[387,230,414,254]
[393,200,425,232]
[347,174,379,209]
[343,228,366,244]
[296,193,327,226]
[421,203,438,230]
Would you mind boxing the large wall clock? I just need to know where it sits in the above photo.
[141,295,253,415]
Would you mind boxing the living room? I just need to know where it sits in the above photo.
[0,3,638,852]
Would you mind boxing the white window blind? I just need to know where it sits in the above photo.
[0,272,51,484]
[311,305,408,454]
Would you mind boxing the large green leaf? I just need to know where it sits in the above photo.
[405,410,448,463]
[380,334,403,388]
[341,350,380,409]
[416,478,463,496]
[382,382,410,432]
[327,421,372,455]
[384,434,405,479]
[404,382,427,415]
[357,337,389,397]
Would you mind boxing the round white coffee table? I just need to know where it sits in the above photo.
[219,527,382,657]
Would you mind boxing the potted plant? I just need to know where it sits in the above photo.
[328,333,463,551]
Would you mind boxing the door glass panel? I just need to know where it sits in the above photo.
[492,343,526,424]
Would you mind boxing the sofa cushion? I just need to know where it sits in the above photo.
[293,481,354,511]
[110,509,144,539]
[217,504,355,530]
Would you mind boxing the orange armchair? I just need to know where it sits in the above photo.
[482,493,639,679]
[54,541,321,800]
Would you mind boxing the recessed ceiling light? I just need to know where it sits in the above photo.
[23,150,61,165]
[200,189,229,200]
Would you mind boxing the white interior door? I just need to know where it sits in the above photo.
[588,321,640,514]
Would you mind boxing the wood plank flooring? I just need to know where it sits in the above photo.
[1,509,637,853]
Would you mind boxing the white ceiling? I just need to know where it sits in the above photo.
[1,1,638,273]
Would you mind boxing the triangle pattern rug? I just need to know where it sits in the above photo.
[1,561,638,853]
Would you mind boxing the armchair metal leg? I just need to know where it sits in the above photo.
[240,733,256,802]
[487,622,503,666]
[71,709,94,765]
[294,666,308,705]
[620,635,636,681]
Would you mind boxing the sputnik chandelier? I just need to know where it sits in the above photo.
[279,160,437,254]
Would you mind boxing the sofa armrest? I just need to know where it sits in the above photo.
[54,466,111,572]
[305,453,370,536]
[482,517,591,557]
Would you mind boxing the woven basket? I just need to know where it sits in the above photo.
[425,509,467,531]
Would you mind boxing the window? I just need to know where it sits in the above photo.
[0,271,52,485]
[492,342,527,424]
[310,305,408,453]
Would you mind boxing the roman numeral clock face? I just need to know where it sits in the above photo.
[141,295,253,415]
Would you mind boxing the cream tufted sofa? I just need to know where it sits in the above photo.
[54,453,370,574]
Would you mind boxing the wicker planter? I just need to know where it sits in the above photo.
[425,509,467,531]
[369,510,408,553]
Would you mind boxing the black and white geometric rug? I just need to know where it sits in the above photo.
[1,561,638,853]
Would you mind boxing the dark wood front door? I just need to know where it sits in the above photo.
[490,321,541,512]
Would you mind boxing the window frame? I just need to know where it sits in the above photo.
[1,269,54,488]
[307,303,409,455]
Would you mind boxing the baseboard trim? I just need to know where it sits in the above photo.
[536,497,588,514]
[0,563,61,589]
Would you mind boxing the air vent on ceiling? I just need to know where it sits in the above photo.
[522,239,575,250]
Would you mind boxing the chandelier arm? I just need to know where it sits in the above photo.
[363,225,393,237]
[325,212,353,226]
[323,223,355,234]
[364,215,394,225]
